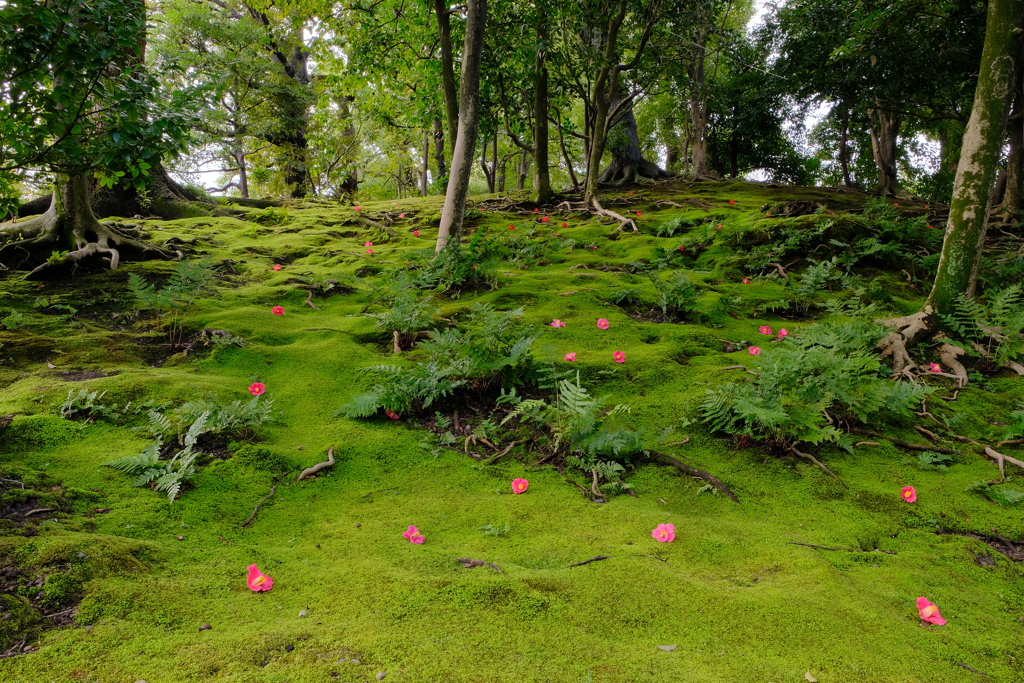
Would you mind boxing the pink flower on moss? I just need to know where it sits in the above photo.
[652,523,675,543]
[629,191,634,195]
[399,213,406,218]
[893,202,900,207]
[635,211,642,217]
[901,486,917,503]
[613,350,625,363]
[715,224,723,230]
[561,222,568,228]
[413,230,420,237]
[272,306,285,316]
[917,597,946,625]
[366,248,374,254]
[742,278,751,284]
[248,382,266,396]
[247,564,274,592]
[403,525,425,544]
[533,208,539,212]
[550,319,566,328]
[354,206,362,211]
[364,241,373,247]
[273,264,282,271]
[777,328,789,338]
[928,363,941,373]
[542,216,550,222]
[564,352,576,362]
[728,199,736,205]
[748,346,761,356]
[511,478,529,494]
[759,325,772,335]
[385,408,400,420]
[596,319,610,330]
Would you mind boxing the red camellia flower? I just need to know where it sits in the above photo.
[272,306,285,315]
[354,205,362,211]
[272,264,282,271]
[413,230,420,236]
[248,382,266,396]
[677,245,685,252]
[385,408,400,420]
[247,564,274,592]
[511,478,529,494]
[613,350,626,363]
[715,224,723,230]
[892,202,899,207]
[635,211,642,216]
[533,208,539,212]
[399,212,406,218]
[542,216,550,222]
[561,222,568,228]
[509,224,515,230]
[728,199,736,205]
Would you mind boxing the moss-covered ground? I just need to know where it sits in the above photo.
[1,179,1022,682]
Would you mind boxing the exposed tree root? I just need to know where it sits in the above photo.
[650,451,740,503]
[939,343,969,386]
[850,428,958,454]
[592,195,638,232]
[354,216,400,238]
[876,307,937,375]
[241,484,277,528]
[455,558,505,574]
[789,446,845,485]
[295,445,336,482]
[567,555,610,568]
[982,446,1024,484]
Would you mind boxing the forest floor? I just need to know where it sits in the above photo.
[0,178,1022,682]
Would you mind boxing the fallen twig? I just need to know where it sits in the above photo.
[953,662,992,677]
[295,446,336,482]
[790,446,845,485]
[788,542,843,551]
[455,558,505,574]
[42,606,77,619]
[567,555,611,568]
[241,484,277,527]
[485,440,526,465]
[22,508,54,517]
[651,451,740,503]
[913,425,940,443]
[850,429,957,454]
[0,478,25,488]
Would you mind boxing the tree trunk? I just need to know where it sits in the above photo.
[235,146,250,198]
[687,33,710,178]
[583,0,629,203]
[435,0,487,253]
[433,0,460,160]
[867,105,902,197]
[532,15,553,204]
[926,0,1023,317]
[597,90,668,185]
[999,72,1023,215]
[838,109,852,188]
[433,118,448,184]
[517,148,529,191]
[0,174,176,278]
[422,129,430,196]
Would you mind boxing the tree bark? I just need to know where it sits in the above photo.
[999,69,1023,215]
[583,0,629,203]
[837,109,852,188]
[422,129,430,196]
[517,148,529,190]
[867,104,902,197]
[433,118,448,185]
[597,89,668,185]
[926,0,1024,316]
[435,0,487,253]
[433,0,460,160]
[532,14,553,204]
[687,30,710,178]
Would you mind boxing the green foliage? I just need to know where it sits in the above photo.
[367,285,438,344]
[702,321,934,451]
[59,390,116,422]
[0,309,24,330]
[252,206,290,225]
[969,481,1024,508]
[478,522,510,537]
[338,304,541,417]
[941,285,1024,368]
[651,272,704,322]
[1003,402,1024,441]
[416,234,497,295]
[128,258,214,346]
[905,450,955,472]
[652,215,699,238]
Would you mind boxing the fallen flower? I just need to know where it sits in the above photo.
[901,486,917,503]
[403,525,425,544]
[366,248,374,254]
[511,478,529,494]
[652,523,675,543]
[728,199,736,205]
[272,306,285,316]
[677,245,685,252]
[596,318,610,330]
[613,350,625,363]
[742,278,751,284]
[928,363,941,373]
[917,596,946,625]
[413,230,420,237]
[385,408,400,420]
[550,319,566,328]
[748,346,761,356]
[354,206,361,211]
[272,264,282,271]
[364,241,373,247]
[247,564,274,592]
[248,382,266,397]
[564,352,576,362]
[629,191,634,195]
[542,216,550,222]
[893,202,900,207]
[777,328,789,338]
[636,211,642,216]
[759,325,772,335]
[533,208,539,212]
[509,224,516,230]
[715,224,723,230]
[399,212,406,218]
[561,222,568,228]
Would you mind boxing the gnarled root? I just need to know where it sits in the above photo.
[938,344,969,386]
[876,307,937,375]
[592,195,637,233]
[790,445,845,485]
[650,451,740,503]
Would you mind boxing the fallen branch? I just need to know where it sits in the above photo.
[913,425,940,443]
[849,429,957,454]
[954,662,992,677]
[241,484,277,528]
[485,440,525,465]
[0,477,25,488]
[650,451,740,503]
[295,446,336,482]
[567,555,611,568]
[455,558,505,574]
[788,542,842,551]
[22,508,54,517]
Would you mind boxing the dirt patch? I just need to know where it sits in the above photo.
[56,371,114,382]
[938,529,1024,562]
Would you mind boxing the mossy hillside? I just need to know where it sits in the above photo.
[0,179,1022,681]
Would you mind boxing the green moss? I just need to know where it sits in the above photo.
[0,594,40,652]
[0,415,81,452]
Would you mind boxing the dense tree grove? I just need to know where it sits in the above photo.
[0,0,1021,281]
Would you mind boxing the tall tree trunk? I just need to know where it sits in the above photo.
[926,0,1023,317]
[597,89,668,184]
[422,129,430,196]
[583,0,629,203]
[532,14,553,204]
[235,146,250,198]
[435,0,487,253]
[837,109,852,188]
[517,148,529,190]
[999,70,1023,215]
[867,105,902,197]
[433,118,448,184]
[433,0,460,160]
[687,32,710,178]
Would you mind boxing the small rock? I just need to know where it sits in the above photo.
[316,544,321,549]
[285,644,295,652]
[2,612,10,620]
[355,523,361,528]
[338,657,346,663]
[176,536,184,541]
[350,658,361,664]
[297,445,305,450]
[657,645,676,652]
[298,609,307,617]
[376,672,386,680]
[199,624,212,631]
